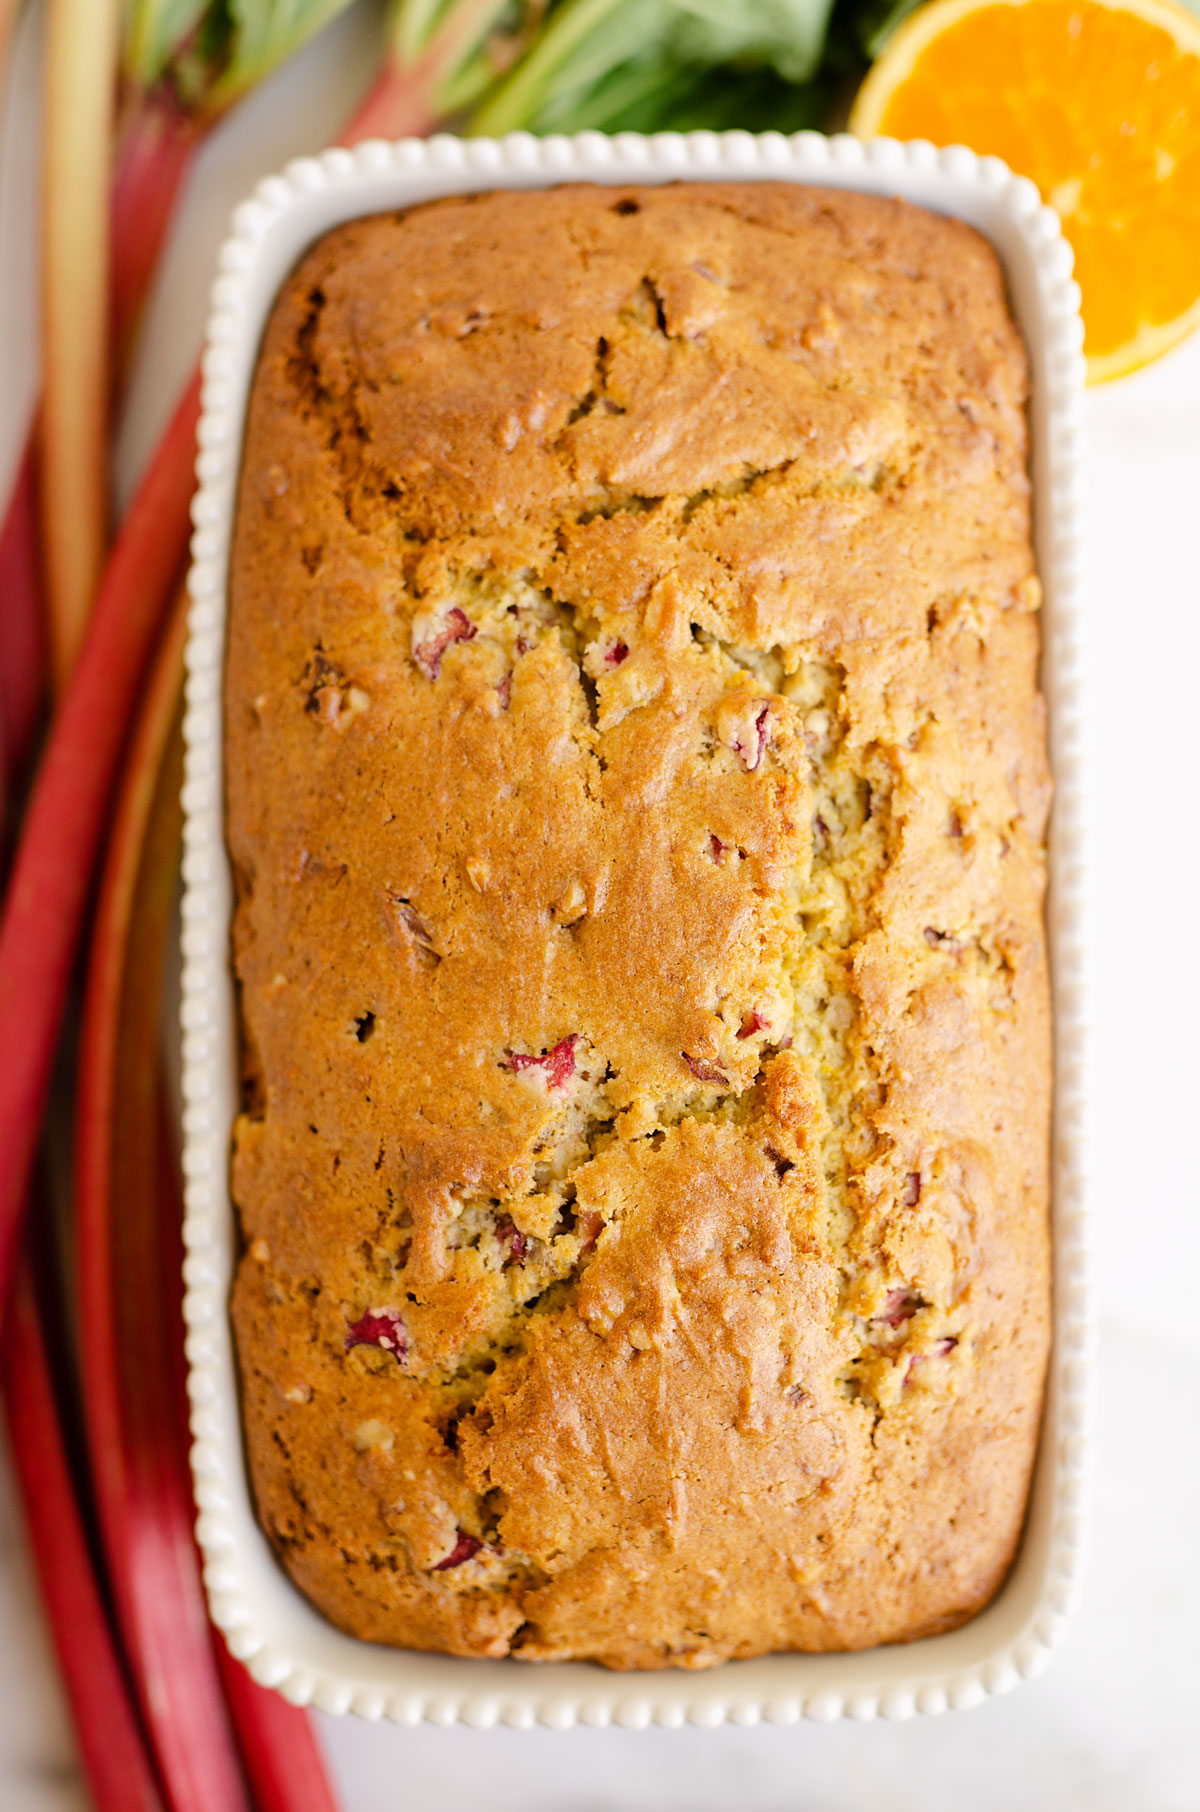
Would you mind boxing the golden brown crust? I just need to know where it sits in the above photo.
[225,182,1051,1667]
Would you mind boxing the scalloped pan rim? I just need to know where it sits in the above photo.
[179,128,1089,1729]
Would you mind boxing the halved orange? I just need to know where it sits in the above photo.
[849,0,1200,381]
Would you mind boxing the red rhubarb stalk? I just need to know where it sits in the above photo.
[0,372,200,1311]
[0,441,48,785]
[78,592,340,1812]
[157,1050,340,1812]
[340,58,442,140]
[110,90,203,369]
[41,0,121,691]
[343,0,520,140]
[216,1626,342,1812]
[0,1249,166,1812]
[75,591,256,1812]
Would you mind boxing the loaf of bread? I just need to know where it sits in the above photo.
[226,181,1052,1668]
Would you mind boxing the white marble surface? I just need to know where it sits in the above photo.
[2,5,1199,1806]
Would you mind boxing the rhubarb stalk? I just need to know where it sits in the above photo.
[343,0,533,141]
[215,1568,342,1812]
[469,0,624,135]
[0,442,46,806]
[75,589,256,1812]
[110,89,204,371]
[111,0,361,368]
[0,373,200,1310]
[1,1247,166,1812]
[41,0,121,691]
[76,579,342,1812]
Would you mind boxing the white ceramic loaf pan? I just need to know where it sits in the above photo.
[180,129,1090,1728]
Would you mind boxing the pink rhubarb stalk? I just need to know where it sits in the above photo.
[0,1248,166,1812]
[0,373,201,1312]
[77,588,342,1812]
[75,591,256,1812]
[215,1644,341,1812]
[110,89,204,371]
[343,0,516,140]
[0,441,48,796]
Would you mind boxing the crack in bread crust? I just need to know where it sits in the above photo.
[226,182,1051,1667]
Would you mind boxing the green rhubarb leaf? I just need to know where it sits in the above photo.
[470,0,841,135]
[373,0,541,125]
[211,0,357,107]
[124,0,357,112]
[123,0,212,90]
[535,49,834,135]
[386,0,476,67]
[663,0,840,85]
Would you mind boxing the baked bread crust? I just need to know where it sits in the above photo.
[226,182,1052,1668]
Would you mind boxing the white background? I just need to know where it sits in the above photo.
[2,4,1198,1807]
